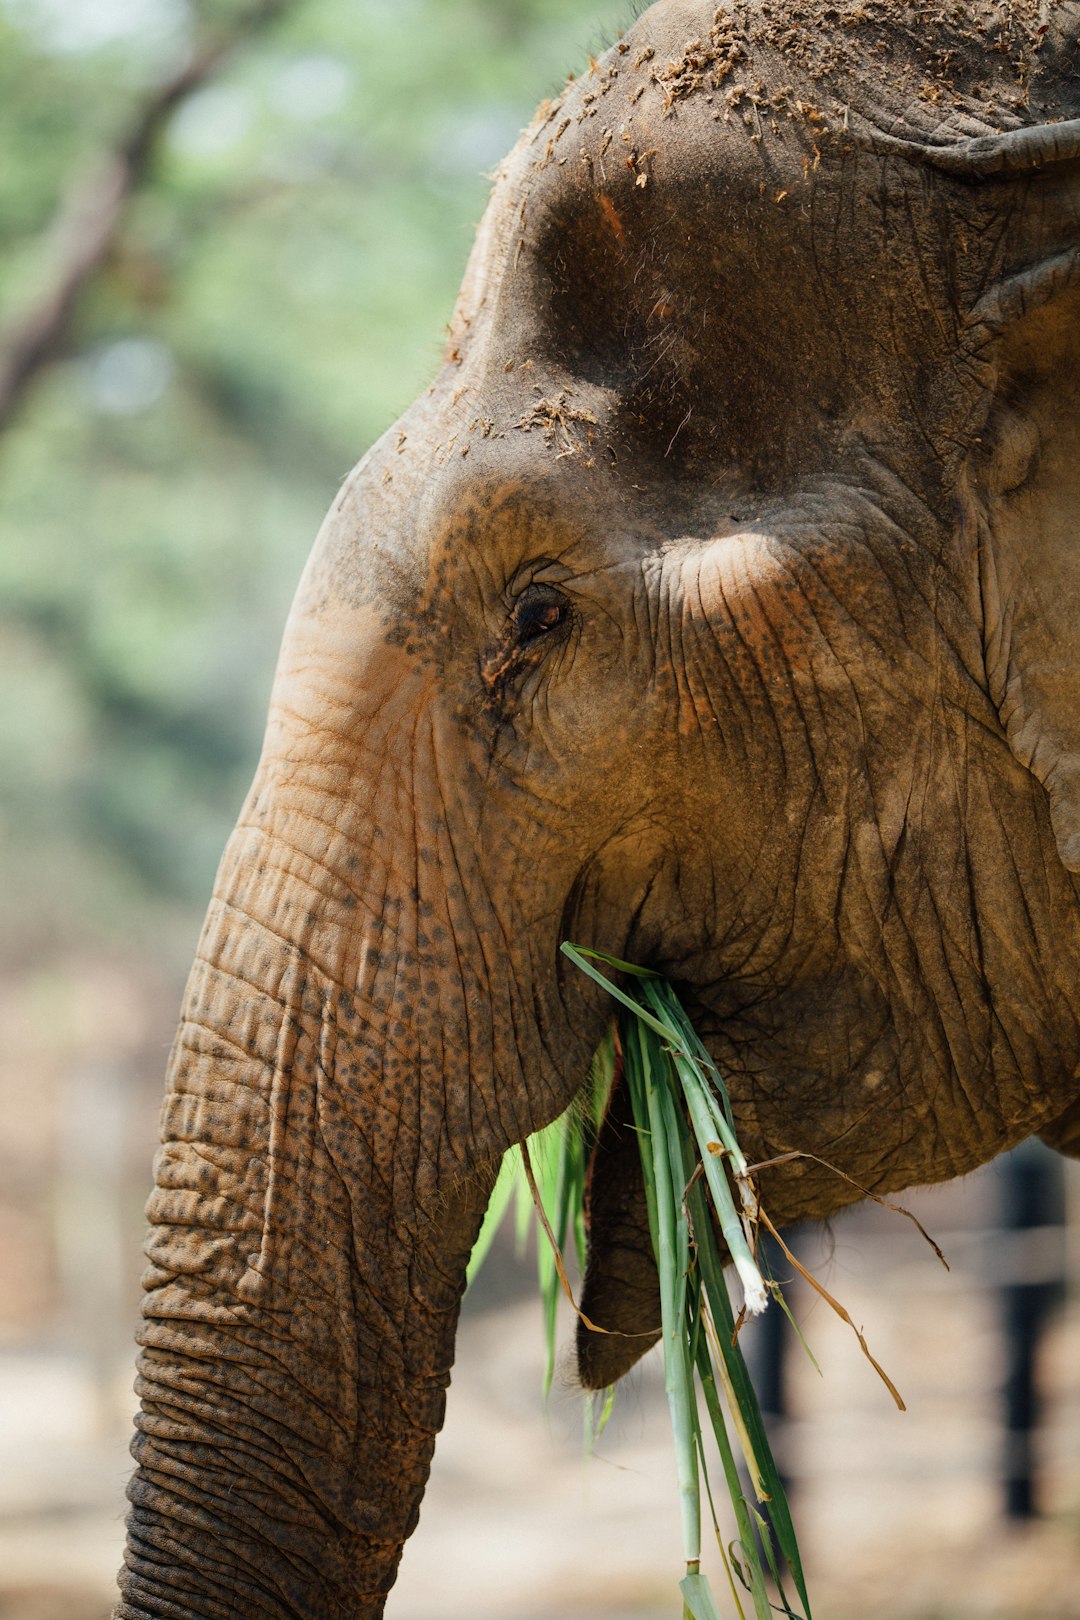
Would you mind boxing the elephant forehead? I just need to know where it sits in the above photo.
[476,37,943,487]
[305,0,1080,620]
[472,0,1080,463]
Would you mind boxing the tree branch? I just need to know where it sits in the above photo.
[0,0,294,433]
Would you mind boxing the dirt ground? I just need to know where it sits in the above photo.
[3,1163,1079,1620]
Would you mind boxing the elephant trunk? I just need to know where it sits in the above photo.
[116,816,497,1619]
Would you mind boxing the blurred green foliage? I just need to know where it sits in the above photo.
[0,0,633,969]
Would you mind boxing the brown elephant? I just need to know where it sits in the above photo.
[116,0,1080,1615]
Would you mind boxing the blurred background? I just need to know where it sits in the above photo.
[1,1,1078,1616]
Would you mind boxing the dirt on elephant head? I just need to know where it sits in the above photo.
[643,0,1077,139]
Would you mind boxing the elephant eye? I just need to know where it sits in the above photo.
[510,582,570,647]
[481,580,572,706]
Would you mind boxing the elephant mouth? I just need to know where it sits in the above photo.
[576,1052,662,1388]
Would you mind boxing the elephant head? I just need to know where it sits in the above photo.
[118,2,1080,1615]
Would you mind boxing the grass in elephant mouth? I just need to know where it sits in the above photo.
[469,947,925,1620]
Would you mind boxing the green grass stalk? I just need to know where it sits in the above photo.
[471,944,816,1619]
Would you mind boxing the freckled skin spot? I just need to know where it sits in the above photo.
[120,5,1080,1618]
[597,191,626,243]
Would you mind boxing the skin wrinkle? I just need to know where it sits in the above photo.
[174,1017,262,1069]
[125,1542,240,1612]
[930,941,1003,1138]
[426,751,506,1162]
[432,866,500,1090]
[679,604,722,749]
[127,1508,333,1619]
[687,589,758,755]
[149,1175,261,1256]
[904,174,952,350]
[138,1430,322,1541]
[674,589,714,749]
[661,562,691,732]
[119,1567,238,1620]
[790,521,919,678]
[174,974,413,1124]
[201,902,321,992]
[232,824,376,916]
[742,563,844,764]
[988,790,1049,986]
[738,635,810,824]
[132,1423,349,1553]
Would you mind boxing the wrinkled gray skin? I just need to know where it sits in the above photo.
[117,1,1080,1615]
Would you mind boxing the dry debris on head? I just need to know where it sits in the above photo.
[514,391,600,461]
[746,0,1053,109]
[652,17,749,107]
[648,0,1064,127]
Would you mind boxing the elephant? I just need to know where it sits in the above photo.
[116,0,1080,1615]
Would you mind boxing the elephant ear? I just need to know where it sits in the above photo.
[937,118,1080,871]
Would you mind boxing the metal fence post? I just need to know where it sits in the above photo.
[998,1139,1067,1519]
